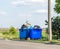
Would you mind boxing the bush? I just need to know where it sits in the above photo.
[9,26,17,35]
[3,31,9,35]
[1,26,19,40]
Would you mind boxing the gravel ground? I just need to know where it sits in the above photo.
[0,40,60,49]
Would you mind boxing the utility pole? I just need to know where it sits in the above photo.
[48,0,52,41]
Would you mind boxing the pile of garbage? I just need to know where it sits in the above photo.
[19,22,42,40]
[21,22,40,29]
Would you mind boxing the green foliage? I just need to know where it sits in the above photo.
[54,0,60,14]
[42,32,48,41]
[45,16,60,39]
[9,26,17,34]
[52,0,60,39]
[3,31,9,35]
[0,26,19,40]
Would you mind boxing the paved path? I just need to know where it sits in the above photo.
[0,40,60,49]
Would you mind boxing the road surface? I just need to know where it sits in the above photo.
[0,40,60,49]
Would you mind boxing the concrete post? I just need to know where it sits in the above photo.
[48,0,52,41]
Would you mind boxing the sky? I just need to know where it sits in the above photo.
[0,0,55,28]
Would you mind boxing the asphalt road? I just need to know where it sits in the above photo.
[0,40,60,49]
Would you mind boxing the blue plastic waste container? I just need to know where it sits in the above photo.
[19,29,29,40]
[30,29,42,39]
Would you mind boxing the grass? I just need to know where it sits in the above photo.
[0,32,19,40]
[42,32,60,45]
[23,38,60,45]
[0,31,60,45]
[50,40,60,45]
[23,32,60,45]
[0,33,4,39]
[42,32,48,41]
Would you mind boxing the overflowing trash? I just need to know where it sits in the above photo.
[19,22,42,40]
[34,25,40,29]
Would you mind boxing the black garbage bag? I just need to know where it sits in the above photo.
[34,25,40,29]
[21,24,27,29]
[20,24,28,32]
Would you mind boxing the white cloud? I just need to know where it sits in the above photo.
[11,0,47,6]
[34,9,47,13]
[0,10,7,16]
[18,13,32,17]
[11,0,25,5]
[25,0,45,3]
[0,12,6,15]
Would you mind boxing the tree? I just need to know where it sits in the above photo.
[45,16,60,39]
[46,0,60,39]
[54,0,60,14]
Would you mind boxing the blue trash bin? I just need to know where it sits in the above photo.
[30,29,42,39]
[19,29,29,40]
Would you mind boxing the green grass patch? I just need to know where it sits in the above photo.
[42,32,48,41]
[50,40,60,45]
[0,32,20,40]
